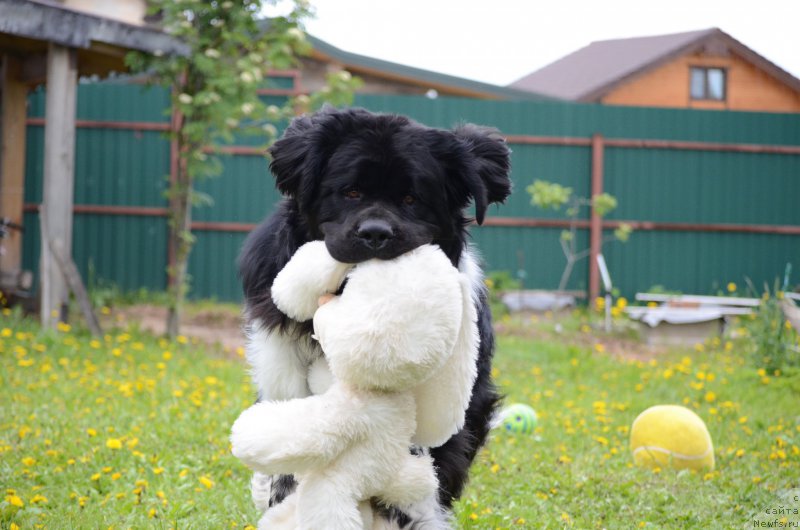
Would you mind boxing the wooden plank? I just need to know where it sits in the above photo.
[0,54,28,274]
[634,293,761,307]
[40,43,77,328]
[48,236,102,336]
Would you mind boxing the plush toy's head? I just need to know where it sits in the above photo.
[314,244,464,392]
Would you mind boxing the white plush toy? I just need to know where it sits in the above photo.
[230,241,479,530]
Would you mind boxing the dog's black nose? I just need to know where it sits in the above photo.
[356,219,394,249]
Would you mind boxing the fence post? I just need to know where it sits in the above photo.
[588,133,604,303]
[40,43,77,328]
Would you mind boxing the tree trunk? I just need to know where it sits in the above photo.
[166,130,193,339]
[166,183,192,338]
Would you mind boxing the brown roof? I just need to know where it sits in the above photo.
[510,28,800,101]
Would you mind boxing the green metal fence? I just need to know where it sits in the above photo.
[20,84,800,302]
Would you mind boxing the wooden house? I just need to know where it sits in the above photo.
[510,28,800,112]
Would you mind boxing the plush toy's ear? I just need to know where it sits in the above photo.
[452,124,512,225]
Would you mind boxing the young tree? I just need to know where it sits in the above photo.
[527,180,632,292]
[126,0,359,337]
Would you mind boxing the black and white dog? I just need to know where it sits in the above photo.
[238,107,512,528]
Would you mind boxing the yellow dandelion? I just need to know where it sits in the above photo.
[153,467,165,475]
[30,494,48,504]
[91,473,101,481]
[6,494,24,507]
[469,513,478,520]
[705,391,716,403]
[21,457,36,466]
[727,282,737,293]
[106,438,123,450]
[595,297,605,310]
[176,335,188,344]
[490,463,500,473]
[199,476,214,489]
[1,328,11,337]
[87,428,97,437]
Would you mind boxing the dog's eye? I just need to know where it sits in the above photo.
[344,189,362,199]
[403,195,415,205]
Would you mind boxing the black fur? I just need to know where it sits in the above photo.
[238,107,511,522]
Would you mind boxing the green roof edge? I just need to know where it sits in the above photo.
[304,33,556,101]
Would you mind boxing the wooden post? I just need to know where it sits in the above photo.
[0,54,28,276]
[40,43,77,328]
[588,134,604,302]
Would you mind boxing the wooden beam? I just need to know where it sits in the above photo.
[40,43,77,328]
[0,54,28,276]
[27,117,170,131]
[588,134,604,302]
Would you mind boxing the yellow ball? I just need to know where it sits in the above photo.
[630,405,714,471]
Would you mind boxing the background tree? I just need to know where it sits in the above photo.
[127,0,360,337]
[527,180,632,292]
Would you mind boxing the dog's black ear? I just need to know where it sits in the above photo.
[452,124,512,225]
[268,115,315,197]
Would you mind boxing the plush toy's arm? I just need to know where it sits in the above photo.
[313,245,463,391]
[230,391,371,476]
[271,241,353,322]
[412,272,479,448]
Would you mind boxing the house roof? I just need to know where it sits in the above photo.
[510,28,800,101]
[305,33,552,101]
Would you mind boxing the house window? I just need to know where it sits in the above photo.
[690,67,726,101]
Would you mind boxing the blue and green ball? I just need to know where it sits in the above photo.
[500,404,538,434]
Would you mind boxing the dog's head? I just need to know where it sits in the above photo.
[269,107,512,263]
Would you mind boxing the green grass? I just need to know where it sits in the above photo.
[2,309,799,529]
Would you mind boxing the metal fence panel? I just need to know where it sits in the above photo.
[19,86,800,304]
